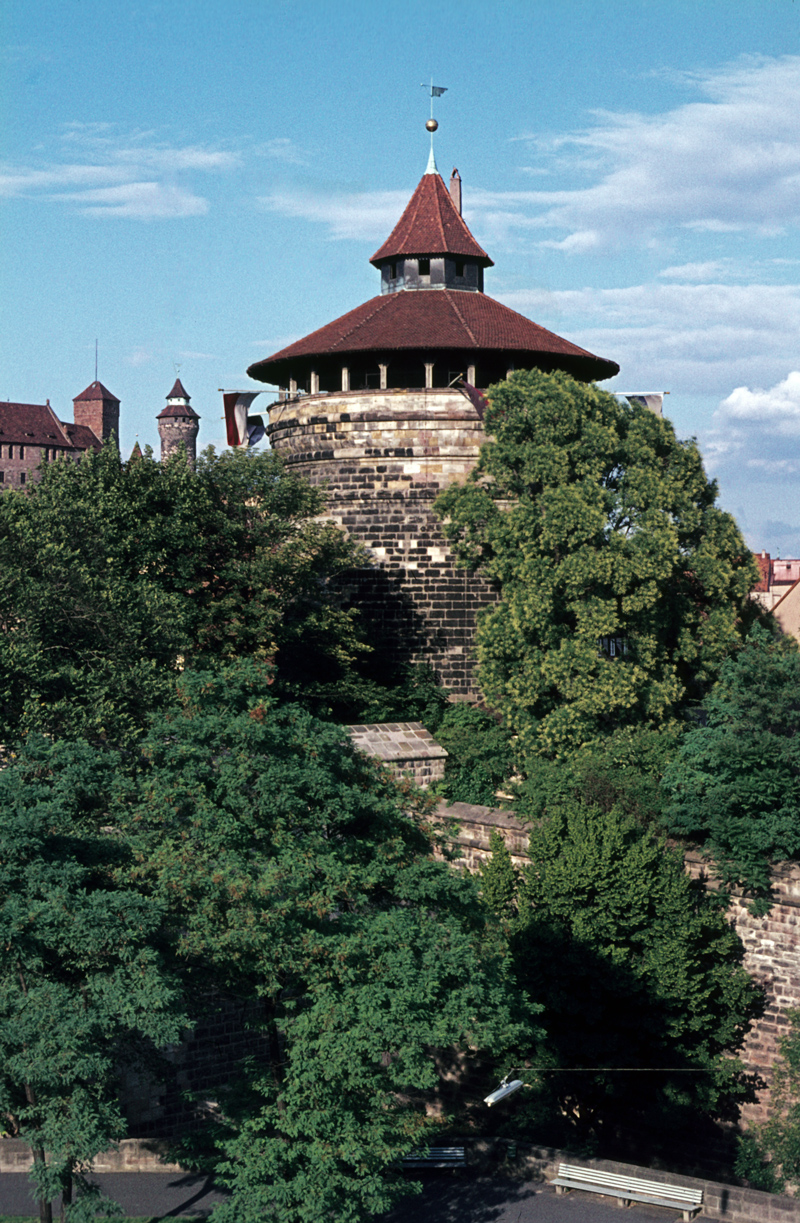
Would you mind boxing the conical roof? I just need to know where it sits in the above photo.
[167,378,191,401]
[248,161,619,386]
[370,171,493,267]
[157,379,199,420]
[73,380,120,404]
[248,290,619,383]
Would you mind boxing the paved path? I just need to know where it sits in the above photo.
[0,1172,673,1222]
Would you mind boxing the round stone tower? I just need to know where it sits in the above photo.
[157,379,200,466]
[247,155,618,697]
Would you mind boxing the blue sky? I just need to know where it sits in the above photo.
[3,0,800,553]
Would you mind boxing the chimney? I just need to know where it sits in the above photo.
[449,167,462,215]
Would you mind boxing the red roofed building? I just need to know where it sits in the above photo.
[247,156,620,695]
[0,381,118,492]
[157,378,200,466]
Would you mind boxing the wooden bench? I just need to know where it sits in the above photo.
[550,1163,703,1220]
[402,1146,466,1169]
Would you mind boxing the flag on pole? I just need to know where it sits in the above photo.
[431,85,447,97]
[223,392,263,447]
[624,393,663,416]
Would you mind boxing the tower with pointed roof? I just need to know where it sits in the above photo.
[157,379,200,466]
[73,381,120,448]
[247,153,619,696]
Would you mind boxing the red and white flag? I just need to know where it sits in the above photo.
[223,392,262,447]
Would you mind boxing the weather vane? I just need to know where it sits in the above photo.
[421,80,447,170]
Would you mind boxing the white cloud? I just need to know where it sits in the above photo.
[126,346,156,367]
[496,280,800,398]
[659,261,729,281]
[259,188,409,241]
[470,55,800,253]
[704,372,800,477]
[258,138,310,166]
[0,126,239,218]
[56,182,208,219]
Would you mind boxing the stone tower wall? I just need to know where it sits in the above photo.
[266,386,495,696]
[159,418,199,466]
[74,397,119,444]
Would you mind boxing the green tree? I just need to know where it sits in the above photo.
[479,831,518,918]
[750,1008,800,1188]
[662,626,800,909]
[113,662,527,1223]
[435,369,758,757]
[485,801,760,1150]
[0,738,187,1223]
[0,444,365,748]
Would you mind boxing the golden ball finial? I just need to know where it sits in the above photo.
[426,118,438,132]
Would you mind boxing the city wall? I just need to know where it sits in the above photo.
[432,803,800,1126]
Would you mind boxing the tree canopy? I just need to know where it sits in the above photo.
[0,738,187,1223]
[0,661,526,1223]
[481,800,761,1153]
[662,625,800,909]
[435,369,758,757]
[0,444,366,748]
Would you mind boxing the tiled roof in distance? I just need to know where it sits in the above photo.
[73,380,120,404]
[248,290,619,382]
[61,422,102,450]
[167,378,191,400]
[0,402,70,447]
[371,172,493,267]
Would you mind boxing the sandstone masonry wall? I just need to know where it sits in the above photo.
[267,386,495,696]
[433,803,800,1127]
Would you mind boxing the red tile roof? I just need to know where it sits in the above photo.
[0,402,103,450]
[167,378,191,400]
[73,380,120,404]
[0,402,70,447]
[248,289,619,382]
[371,172,493,267]
[61,422,102,450]
[157,378,199,420]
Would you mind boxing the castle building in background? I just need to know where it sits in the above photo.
[0,380,118,491]
[751,549,800,644]
[157,379,200,466]
[247,154,619,695]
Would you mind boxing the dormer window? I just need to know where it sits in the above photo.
[456,260,465,277]
[418,258,430,276]
[390,262,397,279]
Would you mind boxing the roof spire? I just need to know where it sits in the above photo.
[422,80,447,175]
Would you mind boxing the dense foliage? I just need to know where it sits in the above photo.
[124,664,527,1222]
[0,738,186,1223]
[0,444,366,747]
[748,1008,800,1189]
[0,662,526,1223]
[662,626,800,909]
[480,800,761,1151]
[435,369,758,757]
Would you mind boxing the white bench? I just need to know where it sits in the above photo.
[551,1163,703,1220]
[402,1146,466,1169]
